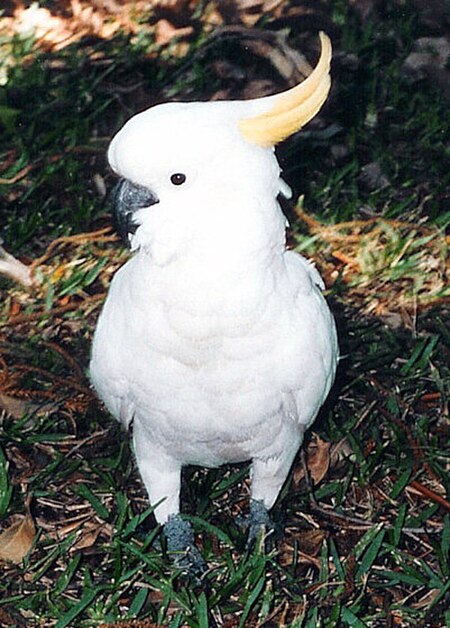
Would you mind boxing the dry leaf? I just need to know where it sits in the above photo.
[0,515,36,563]
[297,528,327,556]
[9,299,21,317]
[0,394,32,419]
[154,19,193,46]
[402,37,450,97]
[308,437,331,484]
[0,608,16,626]
[294,435,331,485]
[70,520,114,553]
[280,529,327,568]
[0,393,55,420]
[329,437,353,466]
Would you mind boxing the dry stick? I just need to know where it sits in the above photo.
[0,164,35,185]
[367,380,448,512]
[255,600,288,628]
[296,207,440,235]
[296,208,450,254]
[29,227,116,273]
[14,363,94,397]
[0,225,116,291]
[41,340,87,384]
[303,503,434,536]
[408,480,450,513]
[0,145,105,185]
[64,428,112,458]
[0,149,19,174]
[0,243,35,288]
[331,249,360,268]
[5,292,105,326]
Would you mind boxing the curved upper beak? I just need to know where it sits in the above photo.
[112,178,159,246]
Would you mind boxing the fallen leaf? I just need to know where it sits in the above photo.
[70,520,113,553]
[0,515,36,563]
[411,0,450,33]
[154,19,193,46]
[0,394,31,419]
[294,435,331,485]
[0,393,55,419]
[329,437,353,466]
[296,528,327,556]
[0,608,16,626]
[358,161,390,192]
[8,299,21,317]
[280,529,327,567]
[308,437,331,484]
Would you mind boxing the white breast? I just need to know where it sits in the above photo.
[90,248,337,468]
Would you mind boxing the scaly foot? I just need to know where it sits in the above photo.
[246,499,275,549]
[164,514,207,579]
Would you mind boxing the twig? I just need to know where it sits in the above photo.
[29,226,116,273]
[408,480,450,513]
[306,503,434,536]
[0,164,35,185]
[296,208,439,235]
[0,145,105,185]
[0,227,116,291]
[4,293,105,326]
[332,249,360,269]
[255,600,288,628]
[65,428,112,458]
[14,363,94,397]
[0,243,35,288]
[42,340,87,384]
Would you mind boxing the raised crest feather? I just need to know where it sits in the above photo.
[238,32,332,146]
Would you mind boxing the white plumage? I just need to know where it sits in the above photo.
[90,33,338,566]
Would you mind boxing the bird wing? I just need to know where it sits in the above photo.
[90,265,137,428]
[280,250,338,429]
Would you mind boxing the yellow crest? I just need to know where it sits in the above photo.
[238,33,332,147]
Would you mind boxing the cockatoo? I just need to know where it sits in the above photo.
[90,32,338,573]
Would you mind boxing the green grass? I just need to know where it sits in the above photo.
[1,1,449,626]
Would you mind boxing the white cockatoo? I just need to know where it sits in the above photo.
[90,33,338,573]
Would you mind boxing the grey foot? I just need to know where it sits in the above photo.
[246,499,275,549]
[164,514,207,578]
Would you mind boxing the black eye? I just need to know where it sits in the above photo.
[170,173,186,186]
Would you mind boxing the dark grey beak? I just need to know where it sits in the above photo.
[112,178,159,246]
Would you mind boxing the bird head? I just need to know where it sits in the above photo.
[108,33,332,265]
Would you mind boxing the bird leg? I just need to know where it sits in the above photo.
[246,449,299,548]
[132,421,207,577]
[132,421,181,523]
